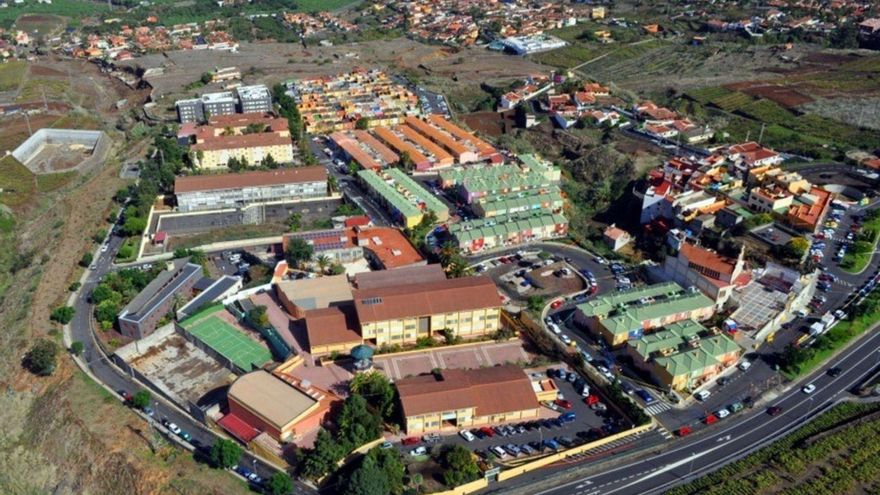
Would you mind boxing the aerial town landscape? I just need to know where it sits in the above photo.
[3,1,880,495]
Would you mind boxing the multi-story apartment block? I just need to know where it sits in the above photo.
[449,210,568,253]
[236,84,273,114]
[660,242,749,309]
[201,91,238,118]
[293,69,422,134]
[190,113,294,169]
[175,98,205,123]
[357,168,449,228]
[574,282,715,347]
[174,166,327,212]
[747,187,793,214]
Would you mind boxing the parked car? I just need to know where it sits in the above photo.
[177,430,192,442]
[694,390,711,401]
[402,437,421,446]
[554,399,573,410]
[543,439,560,450]
[459,430,476,442]
[767,406,783,416]
[410,446,428,457]
[738,360,752,371]
[560,412,577,423]
[490,445,508,458]
[166,422,181,435]
[550,299,563,309]
[494,426,508,437]
[716,376,730,386]
[727,402,744,413]
[560,334,572,345]
[380,441,394,450]
[715,409,730,419]
[520,443,536,455]
[480,426,495,437]
[423,433,440,443]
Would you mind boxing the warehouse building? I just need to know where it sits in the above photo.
[174,166,327,212]
[396,365,540,434]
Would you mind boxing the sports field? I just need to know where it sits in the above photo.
[184,314,271,371]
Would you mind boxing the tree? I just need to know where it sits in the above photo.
[785,237,810,259]
[315,254,331,274]
[94,300,121,324]
[132,389,151,409]
[248,306,271,328]
[69,341,84,356]
[355,117,371,130]
[347,161,360,176]
[263,153,279,169]
[79,252,94,267]
[527,295,546,313]
[266,472,294,495]
[328,175,338,193]
[440,445,480,487]
[343,455,389,495]
[200,72,213,84]
[337,394,382,448]
[301,428,344,480]
[330,263,346,275]
[285,238,314,268]
[396,151,413,171]
[286,212,302,232]
[24,339,58,376]
[350,371,396,420]
[209,439,243,469]
[50,306,76,324]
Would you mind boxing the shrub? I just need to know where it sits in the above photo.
[24,339,58,376]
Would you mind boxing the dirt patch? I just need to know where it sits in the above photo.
[30,64,67,77]
[461,110,517,138]
[724,82,813,108]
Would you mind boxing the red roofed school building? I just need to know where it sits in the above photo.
[396,365,541,434]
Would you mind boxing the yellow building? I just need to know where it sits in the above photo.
[353,275,501,348]
[191,114,294,170]
[396,365,541,434]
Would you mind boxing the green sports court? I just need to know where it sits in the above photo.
[182,310,271,371]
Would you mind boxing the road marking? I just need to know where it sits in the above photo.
[716,435,731,443]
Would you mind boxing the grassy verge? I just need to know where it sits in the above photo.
[781,293,880,379]
[167,224,285,251]
[666,401,880,495]
[841,213,880,274]
[0,60,27,91]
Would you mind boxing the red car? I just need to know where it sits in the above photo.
[676,426,692,437]
[703,414,718,425]
[402,437,421,446]
[767,406,783,416]
[479,426,495,437]
[555,399,573,410]
[550,300,563,309]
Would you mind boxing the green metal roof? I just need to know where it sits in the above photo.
[602,291,715,337]
[576,282,683,319]
[653,333,741,377]
[476,189,563,216]
[357,168,449,219]
[448,210,568,242]
[631,319,705,359]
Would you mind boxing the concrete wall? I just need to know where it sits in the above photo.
[12,128,109,173]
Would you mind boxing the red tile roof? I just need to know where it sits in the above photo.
[396,365,538,417]
[174,166,327,193]
[680,242,738,277]
[217,413,261,442]
[304,305,362,348]
[352,275,500,323]
[191,132,292,152]
[355,227,424,269]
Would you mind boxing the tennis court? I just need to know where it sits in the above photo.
[184,315,271,371]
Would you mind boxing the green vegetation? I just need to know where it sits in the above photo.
[439,445,480,488]
[90,267,159,330]
[841,210,880,273]
[50,305,75,324]
[132,389,151,410]
[24,338,58,376]
[342,447,405,495]
[0,155,37,208]
[300,394,383,481]
[266,472,294,495]
[285,238,314,269]
[115,237,138,262]
[667,401,880,495]
[209,439,243,469]
[527,295,546,314]
[69,340,84,356]
[0,0,99,28]
[779,287,880,378]
[0,60,27,91]
[349,371,397,422]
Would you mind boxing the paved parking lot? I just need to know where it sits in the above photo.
[397,368,628,460]
[375,341,533,380]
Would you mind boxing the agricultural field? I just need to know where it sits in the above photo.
[0,60,27,92]
[668,402,880,495]
[0,155,37,208]
[0,0,102,28]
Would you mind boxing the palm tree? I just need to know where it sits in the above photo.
[439,241,458,264]
[315,254,331,274]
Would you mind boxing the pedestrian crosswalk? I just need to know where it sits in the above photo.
[643,402,672,416]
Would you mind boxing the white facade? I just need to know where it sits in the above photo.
[177,180,327,212]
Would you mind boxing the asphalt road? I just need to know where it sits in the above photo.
[71,228,313,494]
[506,328,880,495]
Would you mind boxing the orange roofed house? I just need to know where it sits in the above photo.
[787,186,832,232]
[660,242,749,309]
[397,365,541,434]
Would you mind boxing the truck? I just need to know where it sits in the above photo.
[808,321,825,337]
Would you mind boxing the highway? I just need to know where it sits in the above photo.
[69,227,314,494]
[496,327,880,495]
